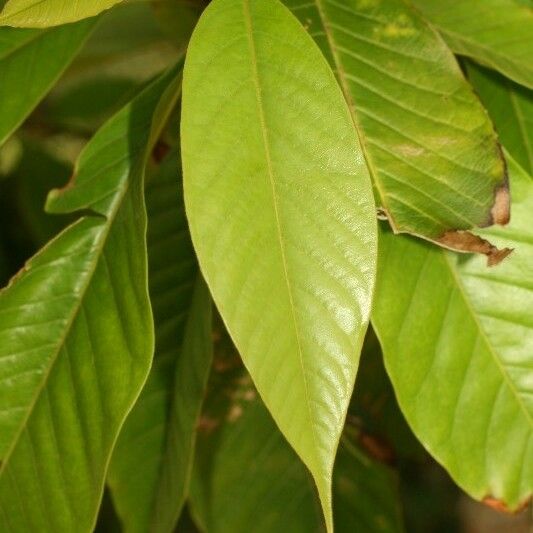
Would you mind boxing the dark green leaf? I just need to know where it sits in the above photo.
[412,0,533,89]
[0,65,182,532]
[0,20,94,146]
[108,151,213,533]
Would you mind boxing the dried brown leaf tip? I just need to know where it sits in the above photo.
[437,230,513,267]
[482,495,531,514]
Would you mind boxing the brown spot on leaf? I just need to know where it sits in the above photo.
[437,230,513,267]
[482,495,531,514]
[489,184,510,226]
[197,416,219,434]
[227,404,243,423]
[152,140,170,164]
[358,433,395,465]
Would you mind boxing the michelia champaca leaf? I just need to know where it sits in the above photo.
[467,62,533,176]
[411,0,533,90]
[0,0,123,27]
[372,155,533,510]
[190,330,404,533]
[0,66,182,532]
[0,20,95,146]
[108,151,213,533]
[181,0,377,528]
[286,0,510,262]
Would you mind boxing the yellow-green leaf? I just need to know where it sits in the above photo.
[0,0,124,27]
[372,155,533,509]
[412,0,533,89]
[286,0,509,259]
[181,0,377,529]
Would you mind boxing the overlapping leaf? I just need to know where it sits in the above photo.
[108,151,213,533]
[467,62,533,175]
[181,0,377,528]
[190,329,404,533]
[286,0,509,259]
[412,0,533,89]
[0,65,181,532]
[0,0,123,27]
[0,20,94,146]
[372,155,533,509]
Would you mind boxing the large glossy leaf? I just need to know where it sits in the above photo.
[108,151,213,533]
[0,0,123,27]
[190,328,404,533]
[286,0,509,259]
[467,62,533,176]
[372,155,533,509]
[411,0,533,89]
[181,0,377,527]
[0,66,182,532]
[0,20,94,146]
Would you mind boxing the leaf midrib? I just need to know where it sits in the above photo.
[241,0,321,469]
[0,185,126,478]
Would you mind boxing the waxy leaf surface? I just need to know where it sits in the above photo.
[190,331,404,533]
[181,0,377,528]
[0,66,181,532]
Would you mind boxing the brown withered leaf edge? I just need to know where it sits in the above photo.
[437,230,513,267]
[436,180,512,267]
[482,495,531,514]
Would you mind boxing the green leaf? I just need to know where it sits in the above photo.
[181,0,377,528]
[466,62,533,176]
[190,329,404,533]
[190,343,323,533]
[0,0,123,27]
[0,65,182,532]
[372,155,533,509]
[0,20,95,147]
[286,0,509,259]
[108,151,213,533]
[411,0,533,89]
[334,435,404,533]
[66,1,179,84]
